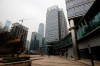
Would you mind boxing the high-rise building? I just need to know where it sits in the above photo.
[5,20,12,31]
[38,23,44,37]
[30,35,39,50]
[65,0,95,25]
[58,9,68,40]
[45,5,68,43]
[64,0,96,59]
[30,32,42,50]
[10,23,28,50]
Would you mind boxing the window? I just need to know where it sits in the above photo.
[75,5,85,15]
[84,3,91,12]
[67,8,75,15]
[82,0,89,3]
[88,0,95,2]
[73,0,78,5]
[67,0,73,8]
[75,6,80,14]
[77,0,83,4]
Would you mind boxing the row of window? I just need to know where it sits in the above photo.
[66,0,94,9]
[67,2,92,18]
[76,12,100,40]
[54,33,72,48]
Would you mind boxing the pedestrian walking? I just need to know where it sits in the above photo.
[64,51,68,59]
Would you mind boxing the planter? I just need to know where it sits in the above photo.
[0,57,31,66]
[0,60,31,66]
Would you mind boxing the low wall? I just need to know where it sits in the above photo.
[0,60,31,66]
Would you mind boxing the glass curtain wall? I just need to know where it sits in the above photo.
[76,12,100,40]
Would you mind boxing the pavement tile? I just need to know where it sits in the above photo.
[31,56,89,66]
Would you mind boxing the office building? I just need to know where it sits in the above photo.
[30,32,42,51]
[38,23,44,37]
[30,35,39,50]
[45,6,68,43]
[59,9,68,40]
[54,0,100,60]
[4,20,12,31]
[65,0,95,59]
[25,40,30,51]
[66,0,95,20]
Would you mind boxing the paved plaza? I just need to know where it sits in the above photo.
[31,56,90,66]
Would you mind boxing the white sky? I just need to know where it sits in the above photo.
[0,0,69,41]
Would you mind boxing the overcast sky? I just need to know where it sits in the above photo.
[0,0,68,41]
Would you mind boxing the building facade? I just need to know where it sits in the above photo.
[58,9,68,40]
[10,23,28,50]
[30,35,39,50]
[66,0,95,20]
[4,20,12,31]
[54,0,100,60]
[38,23,44,37]
[45,6,68,43]
[25,40,30,51]
[30,32,42,51]
[65,0,95,59]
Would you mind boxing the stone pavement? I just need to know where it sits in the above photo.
[30,55,44,60]
[31,56,90,66]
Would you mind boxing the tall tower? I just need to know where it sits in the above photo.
[30,34,39,50]
[45,5,68,43]
[30,32,42,50]
[5,20,12,31]
[58,9,68,40]
[38,23,44,37]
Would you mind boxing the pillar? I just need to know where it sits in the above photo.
[69,19,79,60]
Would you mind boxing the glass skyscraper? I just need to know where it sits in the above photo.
[45,5,68,43]
[38,23,44,37]
[30,32,42,50]
[5,20,12,31]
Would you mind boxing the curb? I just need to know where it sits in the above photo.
[30,57,44,61]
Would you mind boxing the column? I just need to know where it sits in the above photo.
[69,19,80,60]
